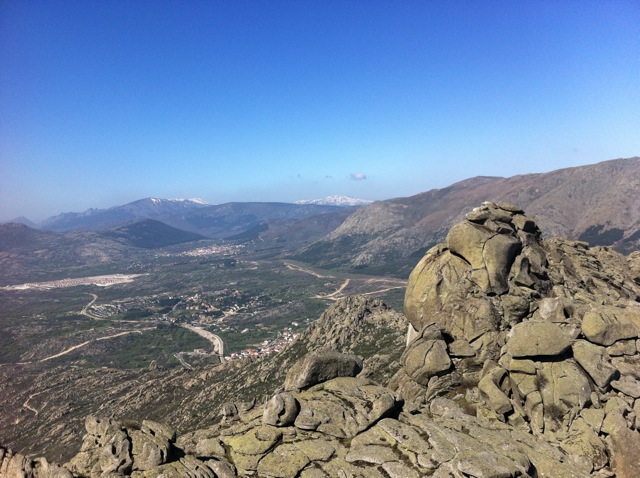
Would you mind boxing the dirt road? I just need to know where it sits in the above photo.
[32,329,152,363]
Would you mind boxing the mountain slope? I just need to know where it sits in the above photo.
[0,220,207,285]
[103,219,207,248]
[295,157,640,274]
[4,204,640,477]
[0,224,135,285]
[181,202,345,238]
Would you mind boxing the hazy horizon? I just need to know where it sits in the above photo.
[2,1,639,221]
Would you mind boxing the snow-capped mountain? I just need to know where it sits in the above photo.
[294,195,373,207]
[38,197,346,238]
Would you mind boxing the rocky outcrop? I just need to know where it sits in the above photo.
[390,201,640,476]
[3,201,639,477]
[0,447,72,478]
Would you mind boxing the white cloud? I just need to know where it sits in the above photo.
[349,172,367,181]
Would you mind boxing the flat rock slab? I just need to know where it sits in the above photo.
[506,321,572,357]
[582,307,640,346]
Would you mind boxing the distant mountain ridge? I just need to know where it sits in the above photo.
[0,216,38,228]
[39,197,210,232]
[38,198,352,240]
[6,157,639,278]
[294,157,640,275]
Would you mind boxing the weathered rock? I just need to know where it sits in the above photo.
[293,439,336,462]
[478,366,512,415]
[611,355,640,379]
[284,351,363,391]
[263,392,299,427]
[66,416,133,477]
[607,339,637,356]
[447,213,526,296]
[225,425,282,456]
[294,377,400,439]
[0,448,74,478]
[256,443,310,478]
[611,376,640,398]
[506,321,572,357]
[447,338,476,357]
[345,445,399,464]
[130,429,170,471]
[133,455,218,477]
[582,306,640,346]
[610,427,640,478]
[562,418,608,470]
[403,331,451,385]
[538,361,591,431]
[573,340,618,388]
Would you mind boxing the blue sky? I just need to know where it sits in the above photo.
[1,1,638,221]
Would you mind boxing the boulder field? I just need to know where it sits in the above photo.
[2,202,640,477]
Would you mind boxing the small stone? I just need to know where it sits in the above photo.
[611,377,640,398]
[607,339,637,356]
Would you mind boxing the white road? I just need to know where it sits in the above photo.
[180,324,225,359]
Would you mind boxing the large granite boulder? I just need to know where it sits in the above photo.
[284,351,363,391]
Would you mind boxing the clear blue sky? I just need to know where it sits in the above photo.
[1,1,638,221]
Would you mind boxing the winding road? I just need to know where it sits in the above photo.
[80,293,100,318]
[18,329,153,365]
[180,324,225,359]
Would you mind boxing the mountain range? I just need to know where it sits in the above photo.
[1,158,639,281]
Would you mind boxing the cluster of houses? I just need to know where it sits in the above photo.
[225,328,300,362]
[170,244,243,258]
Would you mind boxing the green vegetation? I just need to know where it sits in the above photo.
[0,242,406,370]
[578,224,624,247]
[0,331,24,362]
[81,325,210,369]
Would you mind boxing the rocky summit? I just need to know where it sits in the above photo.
[2,201,640,477]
